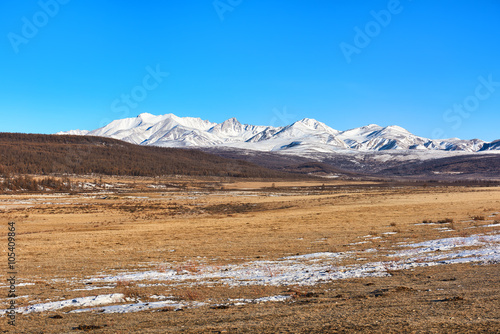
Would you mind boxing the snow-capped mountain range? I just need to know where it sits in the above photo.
[58,113,500,154]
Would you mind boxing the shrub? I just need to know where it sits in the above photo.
[115,280,142,301]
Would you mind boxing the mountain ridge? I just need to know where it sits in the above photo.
[57,113,500,154]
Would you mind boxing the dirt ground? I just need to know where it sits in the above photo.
[0,177,499,333]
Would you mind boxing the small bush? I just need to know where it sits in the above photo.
[422,218,453,224]
[176,288,205,301]
[174,261,200,274]
[115,280,142,301]
[286,287,318,299]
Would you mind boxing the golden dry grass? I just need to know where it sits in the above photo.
[0,177,499,333]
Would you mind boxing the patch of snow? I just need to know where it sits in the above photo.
[70,300,196,314]
[391,234,500,258]
[229,295,291,304]
[282,252,343,261]
[349,241,368,245]
[73,285,116,291]
[1,294,124,315]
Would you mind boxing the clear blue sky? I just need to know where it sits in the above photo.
[0,0,499,141]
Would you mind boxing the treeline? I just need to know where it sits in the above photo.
[0,175,71,192]
[0,133,299,179]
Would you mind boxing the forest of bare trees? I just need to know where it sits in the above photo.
[0,133,297,179]
[0,174,72,192]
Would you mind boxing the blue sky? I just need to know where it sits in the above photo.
[0,0,499,141]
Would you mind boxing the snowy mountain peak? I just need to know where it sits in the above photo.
[57,113,499,154]
[383,125,410,133]
[56,129,90,136]
[219,117,242,128]
[137,112,156,120]
[296,118,329,130]
[225,117,240,124]
[208,117,243,135]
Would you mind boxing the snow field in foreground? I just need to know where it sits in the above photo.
[1,232,498,315]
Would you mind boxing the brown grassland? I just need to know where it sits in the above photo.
[0,176,499,333]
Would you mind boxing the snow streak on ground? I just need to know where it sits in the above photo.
[1,231,498,315]
[85,251,384,287]
[69,295,291,314]
[13,294,124,314]
[1,294,292,315]
[80,233,499,289]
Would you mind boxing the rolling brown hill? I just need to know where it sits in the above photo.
[0,133,301,179]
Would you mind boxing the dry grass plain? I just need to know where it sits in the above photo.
[0,176,499,333]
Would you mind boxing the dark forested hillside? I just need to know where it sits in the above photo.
[0,133,299,179]
[201,147,500,181]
